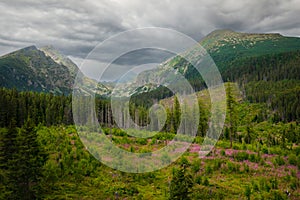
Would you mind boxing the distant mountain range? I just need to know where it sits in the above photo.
[0,29,299,98]
[115,29,300,97]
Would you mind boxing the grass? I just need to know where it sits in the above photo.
[31,125,300,199]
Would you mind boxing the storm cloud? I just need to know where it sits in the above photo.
[0,0,299,80]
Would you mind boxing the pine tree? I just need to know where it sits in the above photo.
[7,118,47,199]
[173,96,181,133]
[198,100,208,137]
[226,84,237,148]
[169,157,193,200]
[0,119,18,198]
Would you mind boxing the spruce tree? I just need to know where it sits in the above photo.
[226,84,237,148]
[7,118,47,199]
[169,157,193,200]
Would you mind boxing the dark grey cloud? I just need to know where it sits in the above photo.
[0,0,299,80]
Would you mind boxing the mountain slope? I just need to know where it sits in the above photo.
[127,30,300,121]
[202,29,300,72]
[40,45,79,77]
[0,45,111,96]
[0,46,73,94]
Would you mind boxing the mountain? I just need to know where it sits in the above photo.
[0,30,299,121]
[121,30,300,87]
[201,29,300,73]
[0,46,73,94]
[0,45,111,96]
[162,29,300,81]
[40,45,79,77]
[126,30,300,121]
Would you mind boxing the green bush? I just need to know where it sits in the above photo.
[270,190,286,200]
[227,161,240,173]
[220,150,226,156]
[213,159,223,171]
[205,165,212,174]
[261,146,269,154]
[243,163,250,173]
[273,156,285,166]
[195,175,201,184]
[288,154,297,165]
[234,151,249,161]
[290,177,299,190]
[191,159,201,173]
[270,177,278,189]
[294,146,300,156]
[202,177,209,186]
[136,138,148,145]
[249,153,260,163]
[150,138,156,145]
[252,181,259,192]
[244,185,251,200]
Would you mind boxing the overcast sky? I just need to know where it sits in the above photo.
[1,0,300,80]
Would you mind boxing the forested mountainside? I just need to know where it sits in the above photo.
[0,46,73,94]
[132,30,300,122]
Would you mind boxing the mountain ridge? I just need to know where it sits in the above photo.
[0,45,73,94]
[1,29,300,97]
[0,45,111,96]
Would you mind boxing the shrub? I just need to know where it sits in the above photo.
[242,142,247,150]
[273,156,285,166]
[136,138,147,145]
[227,161,234,172]
[249,153,258,162]
[150,138,156,145]
[191,159,201,173]
[258,178,272,192]
[220,150,226,156]
[243,163,250,173]
[213,159,222,170]
[235,151,249,161]
[261,146,268,154]
[294,146,300,156]
[288,154,297,165]
[244,185,251,200]
[270,177,278,189]
[290,178,299,190]
[195,175,201,184]
[130,146,134,152]
[227,161,240,173]
[202,177,209,186]
[270,190,286,200]
[252,181,259,192]
[205,165,212,174]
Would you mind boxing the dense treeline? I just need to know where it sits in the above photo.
[222,51,300,122]
[245,80,300,122]
[0,88,73,127]
[0,88,209,137]
[222,51,300,82]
